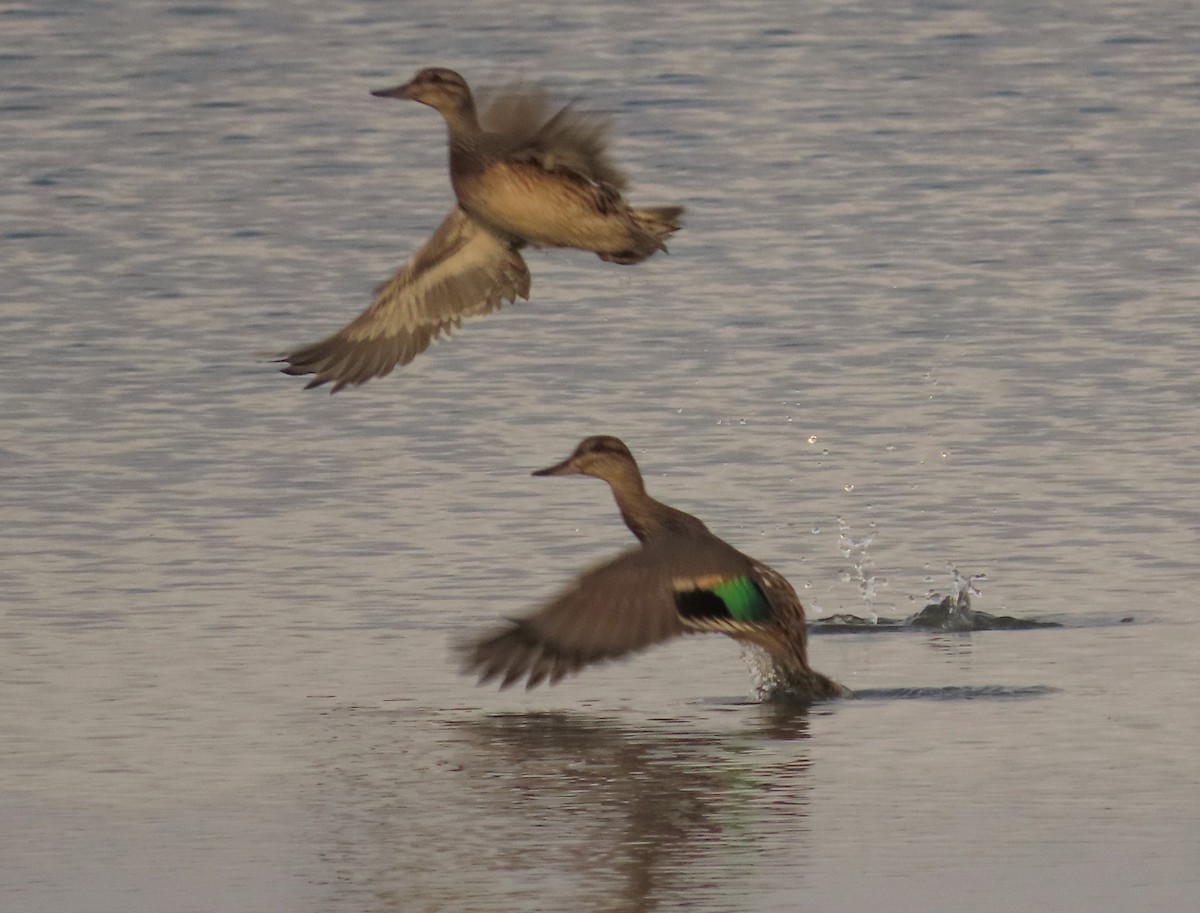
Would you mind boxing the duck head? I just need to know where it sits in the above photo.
[371,67,475,119]
[533,436,640,482]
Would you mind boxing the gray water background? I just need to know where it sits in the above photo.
[2,1,1199,911]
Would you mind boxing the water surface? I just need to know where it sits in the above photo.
[3,1,1199,911]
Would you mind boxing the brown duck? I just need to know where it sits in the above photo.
[463,437,849,701]
[281,68,684,391]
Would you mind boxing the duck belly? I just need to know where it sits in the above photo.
[457,165,635,254]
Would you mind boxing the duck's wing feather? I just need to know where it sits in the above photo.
[462,538,766,690]
[280,207,530,391]
[479,84,628,191]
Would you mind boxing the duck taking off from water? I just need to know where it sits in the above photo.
[462,437,849,701]
[281,68,684,391]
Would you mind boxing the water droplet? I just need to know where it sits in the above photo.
[940,451,949,459]
[811,527,821,534]
[821,448,830,455]
[885,443,897,451]
[843,483,854,492]
[807,435,818,444]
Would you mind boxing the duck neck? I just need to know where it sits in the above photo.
[601,467,706,544]
[600,466,660,543]
[443,102,486,162]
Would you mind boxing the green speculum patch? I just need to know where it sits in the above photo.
[675,575,772,623]
[710,576,771,622]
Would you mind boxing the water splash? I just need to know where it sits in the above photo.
[740,644,782,701]
[932,565,988,612]
[811,565,1061,632]
[836,517,888,622]
[909,565,989,631]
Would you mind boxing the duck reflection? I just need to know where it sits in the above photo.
[314,705,819,913]
[451,709,815,913]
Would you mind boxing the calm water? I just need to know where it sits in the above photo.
[3,1,1199,911]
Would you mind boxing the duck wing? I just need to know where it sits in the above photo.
[462,537,782,690]
[280,207,530,391]
[479,84,628,191]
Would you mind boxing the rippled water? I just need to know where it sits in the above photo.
[3,1,1199,911]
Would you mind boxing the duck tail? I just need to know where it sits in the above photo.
[633,205,685,245]
[601,205,685,265]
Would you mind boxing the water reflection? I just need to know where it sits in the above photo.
[465,713,738,913]
[316,706,819,913]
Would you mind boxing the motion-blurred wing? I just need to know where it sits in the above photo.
[462,538,758,690]
[280,207,530,391]
[479,84,628,191]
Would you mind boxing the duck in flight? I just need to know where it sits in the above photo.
[281,68,684,391]
[462,437,850,701]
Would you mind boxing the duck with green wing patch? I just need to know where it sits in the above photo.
[462,436,849,701]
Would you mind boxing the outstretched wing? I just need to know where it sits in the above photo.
[280,207,531,391]
[461,538,764,690]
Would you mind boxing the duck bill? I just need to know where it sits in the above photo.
[370,82,415,100]
[532,457,579,477]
